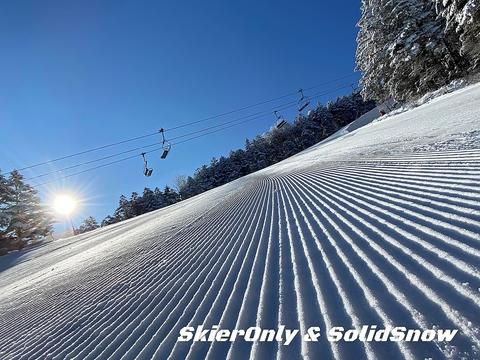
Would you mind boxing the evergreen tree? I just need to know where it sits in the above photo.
[356,0,464,101]
[386,0,461,99]
[76,216,99,234]
[163,186,180,206]
[0,172,14,254]
[194,165,215,192]
[113,194,133,221]
[229,149,249,177]
[129,192,142,216]
[98,92,375,226]
[434,0,480,69]
[314,105,338,138]
[0,170,52,252]
[173,176,187,194]
[139,188,155,213]
[177,176,201,200]
[153,187,166,208]
[356,0,395,102]
[247,136,269,171]
[101,215,118,227]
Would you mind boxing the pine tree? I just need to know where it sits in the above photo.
[97,92,376,226]
[113,194,133,221]
[387,0,461,99]
[248,136,269,171]
[316,105,338,138]
[194,165,215,192]
[229,149,249,177]
[101,215,118,227]
[140,188,158,213]
[0,172,14,254]
[163,186,180,206]
[0,170,53,251]
[356,0,395,101]
[213,156,237,185]
[357,0,463,101]
[129,192,142,216]
[153,187,166,208]
[177,177,200,200]
[434,0,480,69]
[76,216,99,234]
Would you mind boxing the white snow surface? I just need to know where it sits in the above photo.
[1,84,480,360]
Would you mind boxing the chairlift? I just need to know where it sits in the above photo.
[159,128,171,159]
[161,143,171,159]
[141,152,153,177]
[297,89,310,113]
[274,110,287,129]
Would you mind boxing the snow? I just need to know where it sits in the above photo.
[1,83,480,359]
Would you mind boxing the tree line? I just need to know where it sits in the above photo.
[0,91,375,248]
[78,0,480,234]
[74,91,375,233]
[356,0,479,102]
[4,0,479,247]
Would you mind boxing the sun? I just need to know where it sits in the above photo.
[53,194,77,216]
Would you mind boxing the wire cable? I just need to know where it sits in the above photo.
[165,73,358,132]
[5,73,358,176]
[167,83,351,142]
[11,131,160,175]
[29,83,352,187]
[25,142,161,181]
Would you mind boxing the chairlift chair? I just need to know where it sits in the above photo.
[159,128,171,159]
[297,89,310,113]
[274,111,287,129]
[161,143,171,159]
[141,152,153,177]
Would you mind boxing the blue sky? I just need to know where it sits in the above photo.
[0,0,361,232]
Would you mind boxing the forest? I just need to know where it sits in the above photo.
[92,92,376,231]
[1,0,479,247]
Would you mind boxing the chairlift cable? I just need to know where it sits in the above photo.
[4,73,358,176]
[167,83,351,142]
[29,83,353,186]
[164,73,356,132]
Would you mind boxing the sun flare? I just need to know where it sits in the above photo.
[53,194,77,216]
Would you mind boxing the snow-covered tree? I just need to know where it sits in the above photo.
[177,176,201,200]
[357,0,464,101]
[387,0,462,99]
[99,92,375,225]
[328,92,376,126]
[76,216,99,234]
[0,170,53,252]
[0,172,14,254]
[356,0,395,101]
[229,149,249,177]
[194,165,215,192]
[113,194,133,221]
[139,188,157,213]
[434,0,480,69]
[101,215,117,227]
[129,192,143,217]
[163,186,180,206]
[153,187,166,208]
[173,176,187,194]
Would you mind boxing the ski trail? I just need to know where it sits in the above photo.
[1,85,480,360]
[289,172,480,350]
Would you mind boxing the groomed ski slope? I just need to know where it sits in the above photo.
[1,84,480,360]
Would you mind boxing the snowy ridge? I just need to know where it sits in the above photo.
[0,84,480,359]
